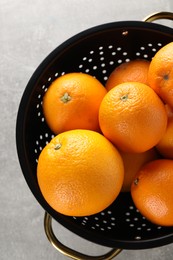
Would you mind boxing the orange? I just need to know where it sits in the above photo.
[148,42,173,107]
[99,82,167,153]
[43,72,107,134]
[156,105,173,159]
[106,59,150,91]
[131,159,173,226]
[120,148,159,192]
[37,129,124,217]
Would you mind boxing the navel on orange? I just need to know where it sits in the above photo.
[37,129,124,216]
[148,42,173,107]
[99,82,167,153]
[106,59,150,91]
[43,72,107,134]
[131,159,173,226]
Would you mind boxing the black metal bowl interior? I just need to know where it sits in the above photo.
[16,20,173,250]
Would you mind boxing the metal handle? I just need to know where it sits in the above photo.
[143,11,173,22]
[44,212,122,260]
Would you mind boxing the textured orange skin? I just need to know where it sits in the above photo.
[106,59,150,91]
[43,73,107,134]
[156,115,173,159]
[131,159,173,226]
[37,130,124,217]
[148,42,173,107]
[99,82,167,153]
[120,148,159,192]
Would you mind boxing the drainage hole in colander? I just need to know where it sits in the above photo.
[72,209,117,232]
[77,44,130,82]
[135,42,163,59]
[34,133,55,162]
[124,205,163,235]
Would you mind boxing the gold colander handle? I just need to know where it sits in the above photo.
[143,11,173,22]
[44,212,122,260]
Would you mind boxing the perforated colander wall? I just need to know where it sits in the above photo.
[33,41,167,240]
[17,22,173,249]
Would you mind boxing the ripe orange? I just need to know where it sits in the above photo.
[120,148,159,192]
[99,82,167,153]
[106,59,150,91]
[131,159,173,226]
[43,72,107,134]
[156,105,173,159]
[37,129,124,216]
[148,42,173,107]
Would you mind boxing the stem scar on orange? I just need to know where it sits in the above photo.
[37,129,124,217]
[99,82,167,153]
[131,159,173,226]
[43,72,107,134]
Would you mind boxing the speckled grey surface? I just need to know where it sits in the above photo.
[1,0,173,259]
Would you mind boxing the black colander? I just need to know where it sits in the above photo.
[16,12,173,259]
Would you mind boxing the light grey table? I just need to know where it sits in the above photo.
[1,0,173,259]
